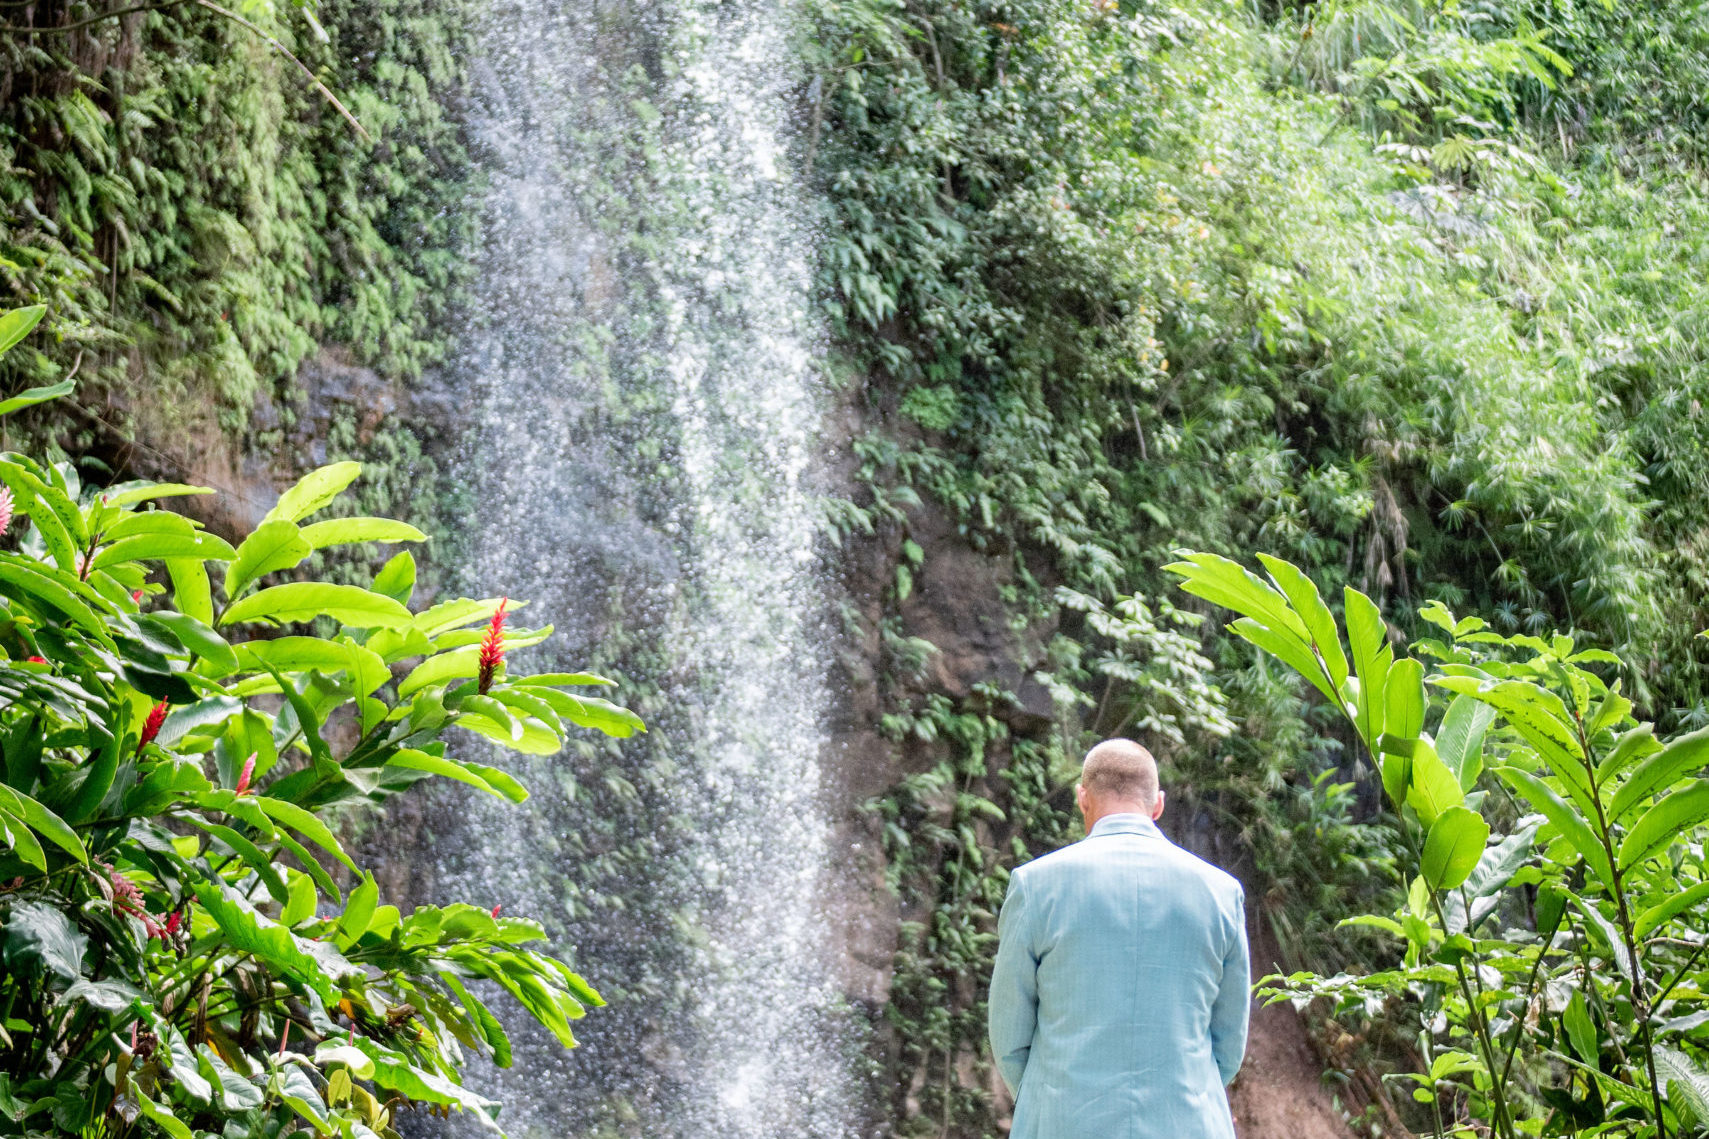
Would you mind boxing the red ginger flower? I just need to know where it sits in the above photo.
[234,752,256,796]
[24,656,44,665]
[477,598,508,695]
[0,487,13,539]
[137,701,168,754]
[491,904,502,917]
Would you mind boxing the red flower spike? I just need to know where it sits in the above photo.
[491,903,502,917]
[164,910,182,936]
[24,656,44,665]
[131,589,144,604]
[137,701,169,754]
[234,753,257,796]
[477,598,509,695]
[0,487,14,539]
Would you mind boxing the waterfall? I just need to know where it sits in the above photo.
[413,0,863,1134]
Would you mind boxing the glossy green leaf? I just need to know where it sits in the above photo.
[1436,694,1496,791]
[280,868,317,928]
[166,558,214,624]
[298,516,426,550]
[1256,553,1349,691]
[1618,780,1709,871]
[1406,742,1462,826]
[1497,765,1614,890]
[220,582,412,629]
[254,796,358,871]
[0,306,46,357]
[1609,724,1709,824]
[1421,805,1489,890]
[262,462,362,526]
[1383,657,1425,742]
[1634,879,1709,939]
[225,519,312,599]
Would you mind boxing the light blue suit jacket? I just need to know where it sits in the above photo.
[988,813,1250,1139]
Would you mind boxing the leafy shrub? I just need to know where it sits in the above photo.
[1172,549,1709,1137]
[0,306,641,1138]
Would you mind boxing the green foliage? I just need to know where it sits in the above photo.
[0,0,475,451]
[807,0,1709,1127]
[0,314,638,1139]
[1174,549,1709,1137]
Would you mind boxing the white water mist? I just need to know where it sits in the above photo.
[430,0,862,1135]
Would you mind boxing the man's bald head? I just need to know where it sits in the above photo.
[1080,739,1160,811]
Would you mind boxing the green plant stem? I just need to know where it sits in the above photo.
[1576,716,1668,1137]
[1428,885,1517,1139]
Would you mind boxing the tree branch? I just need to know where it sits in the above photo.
[192,0,370,142]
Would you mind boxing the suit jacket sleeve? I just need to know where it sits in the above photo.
[1210,883,1251,1086]
[988,869,1037,1097]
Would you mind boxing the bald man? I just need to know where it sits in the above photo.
[987,739,1250,1138]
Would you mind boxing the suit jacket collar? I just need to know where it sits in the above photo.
[1088,812,1162,839]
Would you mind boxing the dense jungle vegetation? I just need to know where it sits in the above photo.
[9,0,1709,1135]
[804,0,1709,1133]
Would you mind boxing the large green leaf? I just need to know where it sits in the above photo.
[1421,805,1490,890]
[0,306,46,357]
[190,881,352,1001]
[1406,742,1463,826]
[1609,724,1709,825]
[105,483,214,509]
[1383,657,1425,742]
[528,688,645,738]
[0,783,86,862]
[134,1093,192,1139]
[1498,765,1613,889]
[220,583,412,630]
[1435,676,1596,818]
[91,531,235,570]
[186,819,288,905]
[411,596,512,638]
[1436,694,1496,791]
[0,560,109,640]
[298,517,426,550]
[1344,586,1388,751]
[149,612,239,674]
[1228,617,1341,706]
[224,519,312,599]
[262,463,362,525]
[253,796,358,872]
[1,900,85,979]
[0,379,75,419]
[387,749,505,796]
[399,647,481,697]
[1255,553,1349,692]
[1165,552,1310,641]
[166,558,214,624]
[1599,723,1663,784]
[1635,879,1709,939]
[1659,1047,1709,1131]
[273,1064,334,1134]
[196,1044,264,1111]
[1618,780,1709,871]
[456,713,562,755]
[234,637,386,693]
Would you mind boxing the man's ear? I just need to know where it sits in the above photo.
[1151,790,1166,821]
[1075,782,1086,812]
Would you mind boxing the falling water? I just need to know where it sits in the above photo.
[412,0,863,1135]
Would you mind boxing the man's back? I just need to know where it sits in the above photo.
[987,813,1250,1139]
